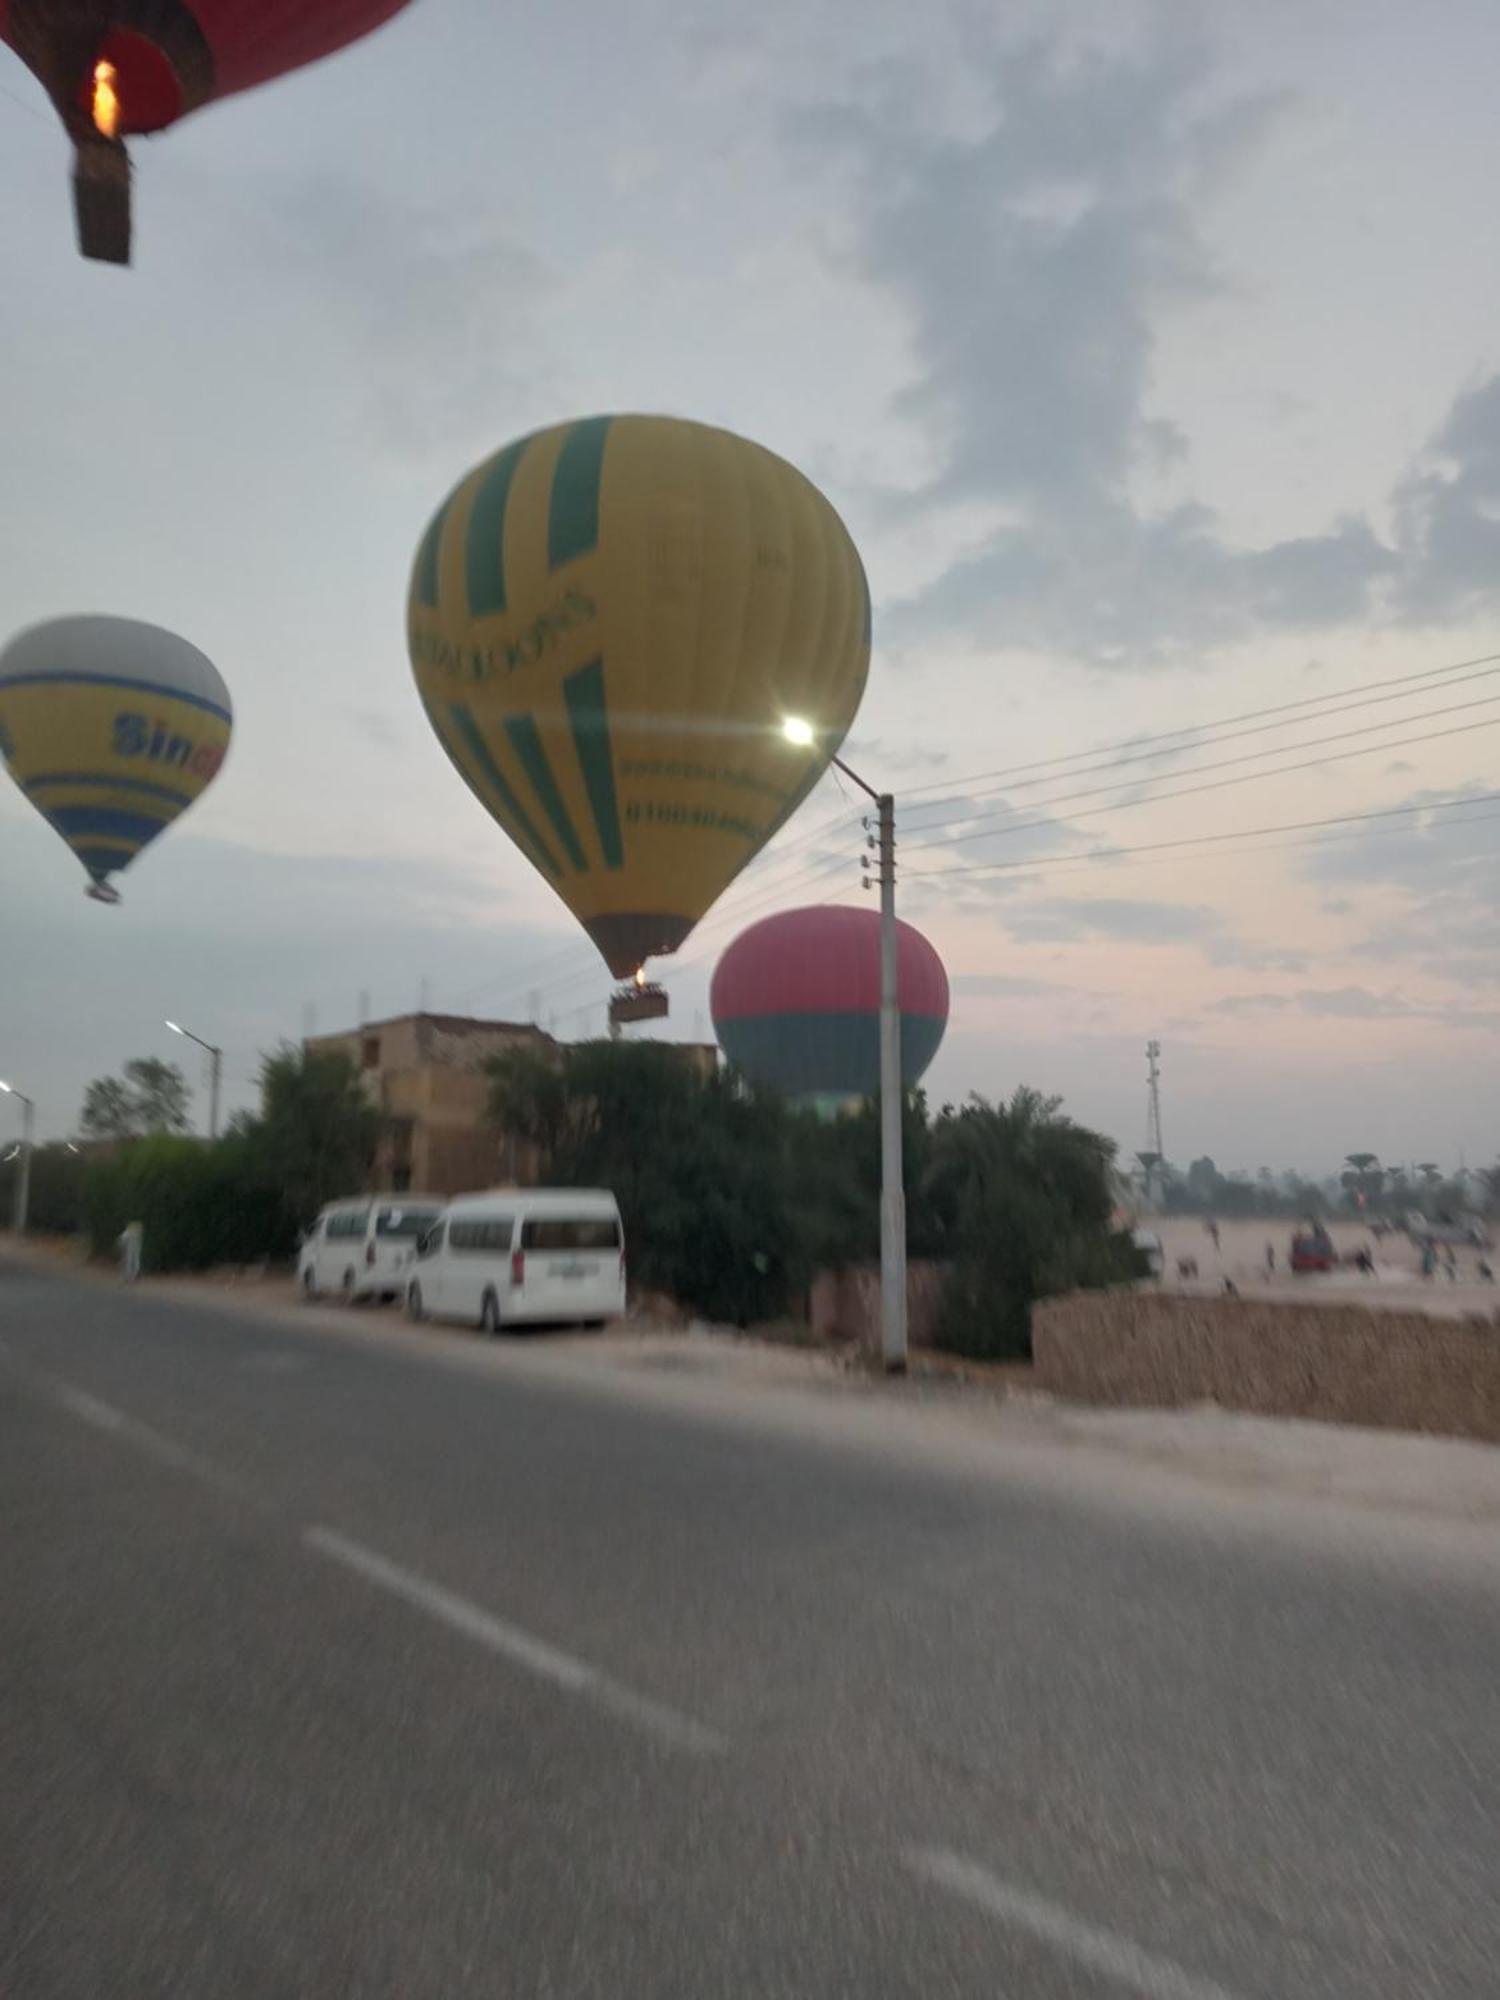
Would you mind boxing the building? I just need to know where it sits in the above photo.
[303,1011,721,1197]
[305,1012,555,1196]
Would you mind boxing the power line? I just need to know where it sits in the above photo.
[898,657,1500,830]
[903,788,1500,882]
[899,706,1500,857]
[900,645,1500,804]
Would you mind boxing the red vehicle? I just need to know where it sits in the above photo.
[1290,1228,1335,1273]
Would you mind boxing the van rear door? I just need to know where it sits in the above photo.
[516,1213,622,1322]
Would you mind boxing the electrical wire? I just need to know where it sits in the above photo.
[899,645,1500,803]
[903,788,1500,883]
[898,708,1500,856]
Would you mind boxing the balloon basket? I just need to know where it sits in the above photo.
[85,880,122,906]
[609,982,669,1029]
[73,135,131,265]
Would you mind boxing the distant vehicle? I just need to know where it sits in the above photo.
[1131,1228,1164,1278]
[300,1197,444,1303]
[1290,1226,1335,1274]
[407,1189,626,1334]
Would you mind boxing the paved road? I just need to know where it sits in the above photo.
[3,1257,1498,1997]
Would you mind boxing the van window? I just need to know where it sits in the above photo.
[449,1218,513,1252]
[420,1222,445,1256]
[376,1206,440,1239]
[521,1216,621,1251]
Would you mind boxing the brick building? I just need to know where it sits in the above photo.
[303,1012,720,1198]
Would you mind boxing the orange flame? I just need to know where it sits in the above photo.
[91,60,120,139]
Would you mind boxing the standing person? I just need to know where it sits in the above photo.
[1208,1220,1221,1252]
[1265,1241,1276,1277]
[117,1219,143,1283]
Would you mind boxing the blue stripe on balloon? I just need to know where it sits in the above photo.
[25,771,195,808]
[43,804,172,844]
[0,671,232,723]
[74,844,135,879]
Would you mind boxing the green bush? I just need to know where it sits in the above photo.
[83,1132,289,1272]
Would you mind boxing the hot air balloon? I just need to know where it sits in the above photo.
[0,0,414,262]
[710,906,949,1113]
[408,414,871,983]
[0,614,232,902]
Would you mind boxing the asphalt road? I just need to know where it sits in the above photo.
[3,1257,1499,1998]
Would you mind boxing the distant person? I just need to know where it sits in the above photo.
[1354,1248,1374,1275]
[1478,1258,1494,1284]
[117,1220,143,1284]
[1207,1220,1221,1251]
[1265,1241,1276,1277]
[1223,1277,1239,1297]
[1420,1241,1437,1280]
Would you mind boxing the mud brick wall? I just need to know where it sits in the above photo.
[1033,1291,1500,1443]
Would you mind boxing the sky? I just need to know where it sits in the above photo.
[3,0,1499,1174]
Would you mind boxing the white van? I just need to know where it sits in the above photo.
[406,1188,626,1333]
[300,1196,445,1303]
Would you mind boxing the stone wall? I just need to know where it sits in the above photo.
[1033,1290,1500,1443]
[809,1260,947,1351]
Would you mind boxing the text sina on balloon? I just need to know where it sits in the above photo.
[113,713,225,781]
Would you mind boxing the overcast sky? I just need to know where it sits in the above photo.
[3,0,1499,1174]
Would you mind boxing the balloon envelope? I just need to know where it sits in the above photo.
[711,905,949,1109]
[0,0,414,259]
[408,415,872,979]
[0,615,232,896]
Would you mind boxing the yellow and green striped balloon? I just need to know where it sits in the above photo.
[0,616,233,903]
[407,414,872,978]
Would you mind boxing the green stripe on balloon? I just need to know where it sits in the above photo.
[503,712,587,871]
[445,702,562,880]
[548,416,613,569]
[563,657,623,868]
[413,500,448,610]
[464,435,529,618]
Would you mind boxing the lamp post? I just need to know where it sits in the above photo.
[165,1020,222,1139]
[781,718,907,1373]
[0,1081,35,1236]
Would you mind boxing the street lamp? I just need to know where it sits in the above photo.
[0,1081,35,1235]
[165,1020,222,1139]
[780,717,907,1373]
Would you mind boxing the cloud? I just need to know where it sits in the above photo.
[1004,894,1221,944]
[1209,985,1498,1027]
[948,971,1060,997]
[1394,375,1500,622]
[791,27,1413,661]
[258,173,556,462]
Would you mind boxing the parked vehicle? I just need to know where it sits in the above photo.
[406,1188,626,1333]
[300,1196,444,1302]
[1289,1225,1335,1273]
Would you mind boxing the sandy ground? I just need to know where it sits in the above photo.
[1141,1211,1500,1318]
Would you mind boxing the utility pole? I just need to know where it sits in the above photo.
[0,1082,35,1234]
[875,789,908,1373]
[781,715,907,1372]
[165,1021,223,1140]
[1144,1039,1164,1204]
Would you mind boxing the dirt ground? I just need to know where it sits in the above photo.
[1142,1212,1498,1319]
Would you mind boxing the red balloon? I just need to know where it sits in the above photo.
[1,0,414,261]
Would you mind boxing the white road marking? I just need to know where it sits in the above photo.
[35,1373,262,1505]
[305,1525,727,1758]
[906,1847,1245,2000]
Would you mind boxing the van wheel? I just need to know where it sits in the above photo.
[302,1268,317,1299]
[407,1284,425,1322]
[480,1291,502,1337]
[340,1268,360,1304]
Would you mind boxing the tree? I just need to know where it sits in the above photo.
[79,1057,191,1139]
[925,1088,1139,1360]
[251,1044,382,1234]
[1341,1151,1385,1211]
